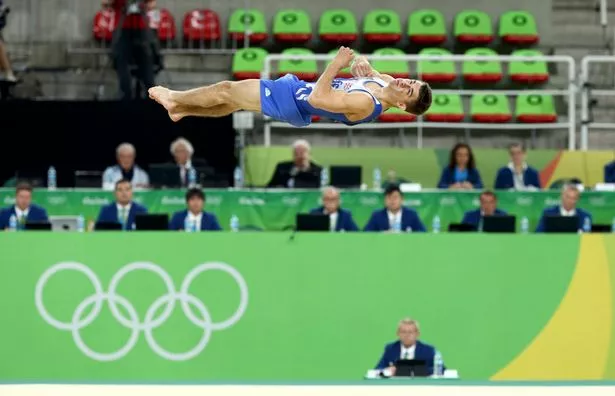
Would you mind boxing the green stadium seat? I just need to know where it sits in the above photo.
[363,9,402,44]
[232,48,268,80]
[319,9,358,44]
[228,9,268,44]
[425,94,464,122]
[499,11,539,45]
[378,106,416,122]
[455,10,493,44]
[278,48,318,81]
[273,9,312,44]
[328,49,354,78]
[516,94,557,123]
[462,48,502,83]
[371,48,410,79]
[509,49,549,83]
[417,48,456,83]
[471,94,512,123]
[408,9,446,45]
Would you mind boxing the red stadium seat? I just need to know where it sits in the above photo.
[148,8,176,42]
[183,9,221,41]
[378,108,416,122]
[93,9,117,42]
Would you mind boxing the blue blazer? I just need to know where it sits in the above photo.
[169,210,222,231]
[0,204,49,229]
[605,161,615,183]
[309,207,359,231]
[364,207,426,232]
[494,166,541,189]
[437,167,484,189]
[375,340,441,373]
[96,202,148,231]
[535,205,592,233]
[461,208,508,228]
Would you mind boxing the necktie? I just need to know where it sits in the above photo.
[403,351,409,360]
[193,219,198,232]
[329,214,336,232]
[119,207,127,229]
[18,213,26,230]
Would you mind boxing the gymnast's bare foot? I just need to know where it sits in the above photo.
[148,86,184,122]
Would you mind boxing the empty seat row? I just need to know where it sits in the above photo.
[93,8,540,46]
[232,47,550,84]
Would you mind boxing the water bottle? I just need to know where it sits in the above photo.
[320,167,329,188]
[233,166,243,189]
[184,216,193,233]
[287,178,295,188]
[230,214,240,232]
[432,215,441,234]
[521,216,529,234]
[373,167,382,191]
[392,219,401,232]
[612,217,615,233]
[76,215,85,233]
[188,167,197,187]
[8,215,17,231]
[433,350,444,378]
[583,216,591,233]
[47,166,57,190]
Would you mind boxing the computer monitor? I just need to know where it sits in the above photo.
[135,214,169,231]
[591,224,612,233]
[393,359,429,377]
[95,221,123,231]
[295,213,330,231]
[330,166,362,188]
[483,215,516,233]
[448,223,476,232]
[24,222,52,231]
[544,216,579,233]
[50,216,79,231]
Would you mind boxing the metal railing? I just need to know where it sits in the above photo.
[261,54,577,149]
[579,55,615,150]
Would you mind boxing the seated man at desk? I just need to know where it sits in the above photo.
[96,179,148,230]
[364,185,426,232]
[461,191,507,230]
[309,186,359,232]
[375,318,442,376]
[267,139,322,188]
[535,184,592,233]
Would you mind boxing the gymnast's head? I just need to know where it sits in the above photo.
[383,79,432,116]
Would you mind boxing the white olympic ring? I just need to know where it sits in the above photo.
[34,261,249,362]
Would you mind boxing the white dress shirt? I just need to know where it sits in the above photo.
[328,211,338,231]
[508,162,528,190]
[102,165,150,191]
[388,210,402,231]
[560,206,576,217]
[116,203,132,224]
[400,344,416,360]
[180,160,193,185]
[14,206,29,227]
[186,211,203,231]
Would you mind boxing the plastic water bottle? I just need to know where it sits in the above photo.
[184,216,193,233]
[583,216,591,233]
[612,217,615,233]
[320,167,329,188]
[392,219,401,232]
[233,166,243,188]
[8,215,17,231]
[76,215,85,233]
[188,167,197,187]
[230,214,240,232]
[433,350,444,377]
[521,216,529,234]
[47,166,57,190]
[373,167,382,191]
[287,178,295,188]
[432,215,441,234]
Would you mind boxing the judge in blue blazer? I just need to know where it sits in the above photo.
[309,187,359,232]
[437,143,483,189]
[605,160,615,183]
[375,318,443,375]
[96,179,148,231]
[364,185,426,232]
[169,188,222,231]
[494,143,541,190]
[536,185,592,232]
[0,182,49,230]
[461,191,507,228]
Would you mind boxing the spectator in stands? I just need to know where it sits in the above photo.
[0,182,48,230]
[461,191,507,229]
[309,186,359,232]
[103,0,157,99]
[605,160,615,183]
[535,184,592,233]
[437,143,483,190]
[102,143,149,190]
[96,179,147,230]
[169,188,222,231]
[0,0,15,82]
[374,318,442,376]
[170,137,208,187]
[494,143,541,190]
[268,139,322,188]
[364,185,425,232]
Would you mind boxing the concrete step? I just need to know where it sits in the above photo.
[552,9,615,24]
[551,24,610,47]
[553,0,602,11]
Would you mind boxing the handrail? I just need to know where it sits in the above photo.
[580,55,615,150]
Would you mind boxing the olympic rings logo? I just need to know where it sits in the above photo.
[35,261,249,362]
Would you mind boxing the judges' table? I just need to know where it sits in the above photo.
[0,188,613,231]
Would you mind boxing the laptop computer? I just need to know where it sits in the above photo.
[448,223,476,232]
[591,224,612,233]
[95,221,123,231]
[24,222,52,231]
[483,215,516,233]
[330,166,362,188]
[50,216,79,231]
[544,215,579,233]
[393,359,429,377]
[135,214,169,230]
[295,213,330,231]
